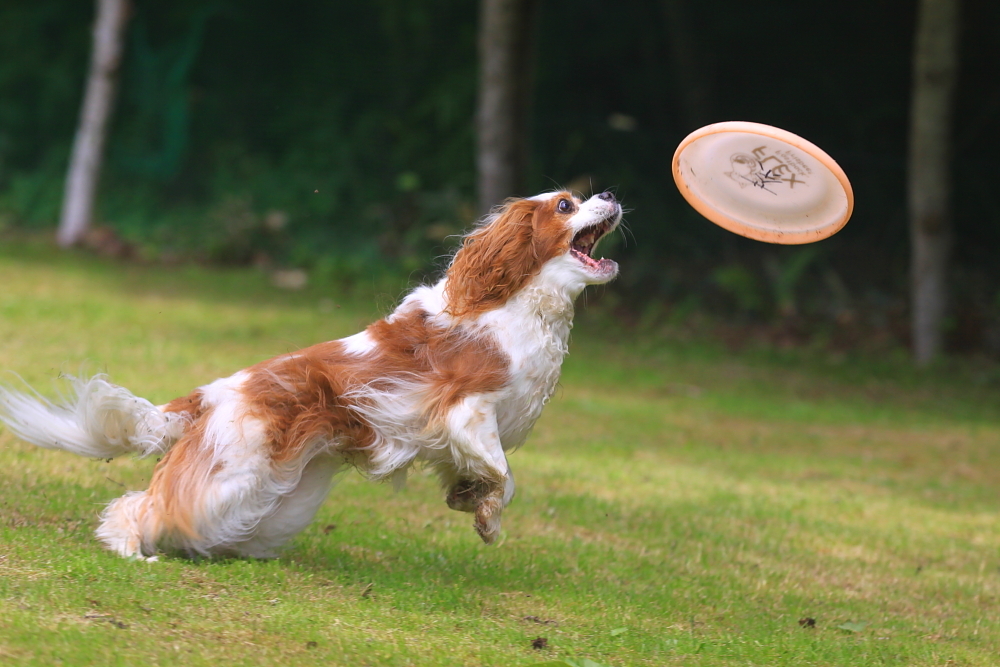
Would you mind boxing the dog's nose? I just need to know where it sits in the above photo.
[598,191,616,203]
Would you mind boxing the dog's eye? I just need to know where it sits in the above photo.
[557,199,573,214]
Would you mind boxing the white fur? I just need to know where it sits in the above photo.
[0,192,622,559]
[340,330,376,355]
[234,455,344,558]
[0,375,185,459]
[528,191,561,201]
[96,490,156,559]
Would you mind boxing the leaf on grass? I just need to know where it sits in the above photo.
[837,621,868,633]
[610,627,628,636]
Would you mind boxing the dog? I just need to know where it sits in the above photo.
[0,191,622,560]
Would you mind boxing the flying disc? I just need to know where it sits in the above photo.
[672,121,854,244]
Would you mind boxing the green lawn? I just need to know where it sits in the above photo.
[2,241,999,666]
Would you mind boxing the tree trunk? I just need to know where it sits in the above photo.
[908,0,960,365]
[660,0,715,129]
[476,0,540,216]
[57,0,130,248]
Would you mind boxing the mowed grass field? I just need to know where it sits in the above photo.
[2,241,1000,666]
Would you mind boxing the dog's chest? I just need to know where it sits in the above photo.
[490,294,574,449]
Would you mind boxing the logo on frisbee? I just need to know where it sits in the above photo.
[725,146,810,195]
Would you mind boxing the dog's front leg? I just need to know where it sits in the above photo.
[441,394,513,544]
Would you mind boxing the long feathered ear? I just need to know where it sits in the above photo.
[444,198,546,318]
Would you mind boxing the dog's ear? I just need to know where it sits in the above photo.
[445,198,549,318]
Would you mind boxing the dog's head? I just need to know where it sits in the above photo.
[444,191,622,318]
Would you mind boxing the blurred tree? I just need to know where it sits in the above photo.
[660,0,715,128]
[476,0,540,215]
[57,0,130,247]
[908,0,960,365]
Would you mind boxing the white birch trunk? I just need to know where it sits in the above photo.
[57,0,130,248]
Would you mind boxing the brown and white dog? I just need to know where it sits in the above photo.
[0,191,622,559]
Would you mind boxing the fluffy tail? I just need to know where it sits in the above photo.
[0,374,187,459]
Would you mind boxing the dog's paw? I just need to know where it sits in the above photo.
[474,496,504,545]
[446,479,486,513]
[127,553,158,563]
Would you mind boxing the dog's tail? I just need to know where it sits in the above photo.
[0,374,187,459]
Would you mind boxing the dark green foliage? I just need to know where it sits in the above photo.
[0,0,998,351]
[0,0,480,275]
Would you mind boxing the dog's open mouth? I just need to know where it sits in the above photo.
[570,217,617,273]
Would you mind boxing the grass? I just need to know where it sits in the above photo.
[2,240,1000,666]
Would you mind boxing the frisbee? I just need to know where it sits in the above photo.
[672,121,854,244]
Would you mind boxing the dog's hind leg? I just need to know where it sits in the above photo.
[93,436,213,559]
[101,413,337,559]
[96,490,163,559]
[92,412,261,559]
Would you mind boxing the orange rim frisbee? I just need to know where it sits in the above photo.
[672,121,854,244]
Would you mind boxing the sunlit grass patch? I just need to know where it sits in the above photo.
[2,243,1000,666]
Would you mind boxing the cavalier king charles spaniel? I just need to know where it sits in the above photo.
[0,191,622,559]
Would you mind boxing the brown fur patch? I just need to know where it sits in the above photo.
[137,390,211,541]
[240,307,510,464]
[145,414,212,540]
[162,391,204,420]
[242,343,375,465]
[444,194,576,318]
[366,308,510,425]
